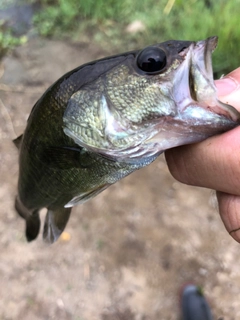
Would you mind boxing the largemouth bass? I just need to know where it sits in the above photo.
[14,36,240,243]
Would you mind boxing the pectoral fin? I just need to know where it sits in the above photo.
[43,207,71,243]
[64,184,110,208]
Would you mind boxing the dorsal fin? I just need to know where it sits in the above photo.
[13,134,23,149]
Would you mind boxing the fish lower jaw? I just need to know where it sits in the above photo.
[178,99,240,125]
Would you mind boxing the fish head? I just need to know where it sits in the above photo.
[63,37,240,162]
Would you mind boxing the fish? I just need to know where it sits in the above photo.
[14,36,240,243]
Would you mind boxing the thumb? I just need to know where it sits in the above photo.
[215,67,240,110]
[217,191,240,243]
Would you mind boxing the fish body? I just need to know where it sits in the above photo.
[15,37,240,243]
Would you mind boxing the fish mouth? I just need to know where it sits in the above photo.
[177,36,240,122]
[187,37,218,106]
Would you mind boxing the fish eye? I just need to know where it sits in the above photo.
[137,46,167,73]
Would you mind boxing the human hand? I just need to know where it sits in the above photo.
[165,68,240,243]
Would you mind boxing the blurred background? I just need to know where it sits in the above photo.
[1,0,240,76]
[0,0,240,319]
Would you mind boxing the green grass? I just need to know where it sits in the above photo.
[32,0,240,76]
[0,26,27,60]
[0,1,28,59]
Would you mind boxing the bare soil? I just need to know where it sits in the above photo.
[0,38,240,320]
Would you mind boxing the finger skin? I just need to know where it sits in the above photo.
[216,67,240,107]
[217,192,240,243]
[165,126,240,195]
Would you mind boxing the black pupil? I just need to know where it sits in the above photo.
[137,47,167,73]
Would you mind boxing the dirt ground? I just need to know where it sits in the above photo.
[0,37,240,320]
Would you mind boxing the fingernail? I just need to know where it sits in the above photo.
[216,77,238,96]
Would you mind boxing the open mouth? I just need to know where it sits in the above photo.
[189,36,217,105]
[179,36,240,122]
[189,68,197,101]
